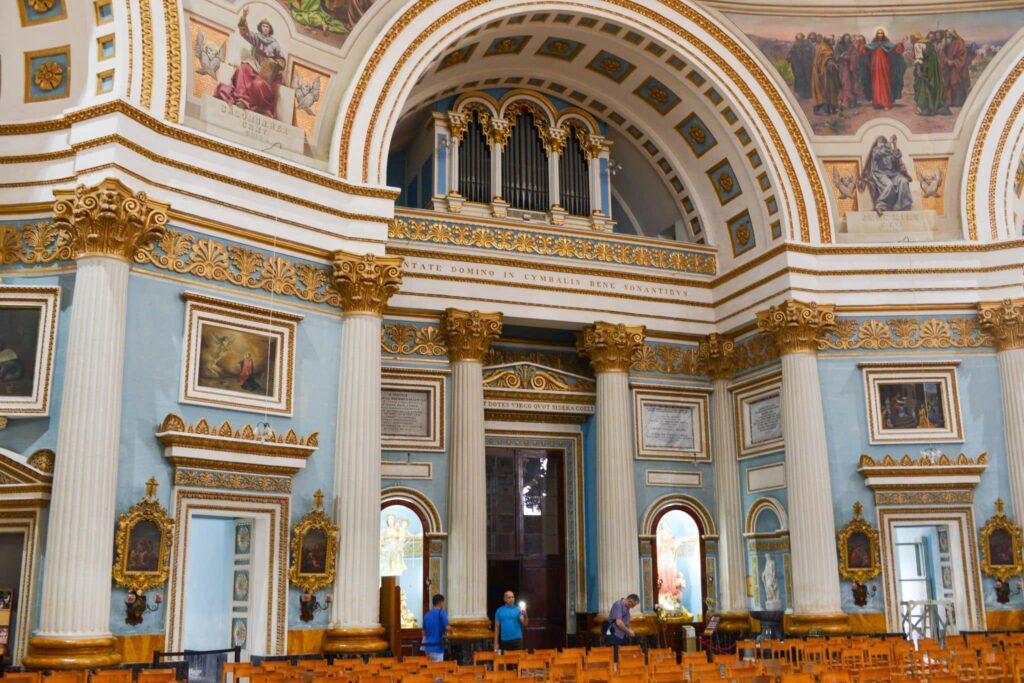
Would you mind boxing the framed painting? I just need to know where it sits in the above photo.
[980,499,1023,585]
[632,388,709,461]
[837,502,881,588]
[381,370,445,451]
[289,490,338,593]
[112,478,174,595]
[861,362,962,444]
[0,588,11,610]
[180,292,303,416]
[0,286,60,417]
[731,372,783,458]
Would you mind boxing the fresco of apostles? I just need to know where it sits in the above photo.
[276,0,375,48]
[726,10,1023,135]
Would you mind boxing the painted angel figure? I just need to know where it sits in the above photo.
[919,166,944,198]
[194,28,226,78]
[832,167,858,200]
[293,73,322,115]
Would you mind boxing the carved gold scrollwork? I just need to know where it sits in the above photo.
[112,477,174,595]
[289,489,339,594]
[821,316,992,350]
[756,299,836,355]
[52,178,169,261]
[381,323,447,356]
[977,298,1024,351]
[441,308,502,362]
[577,321,645,373]
[482,364,593,392]
[631,343,701,376]
[836,502,881,585]
[698,333,735,380]
[331,250,403,315]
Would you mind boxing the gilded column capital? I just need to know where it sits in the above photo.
[331,250,403,316]
[52,178,169,261]
[577,321,646,373]
[441,309,503,362]
[699,333,735,380]
[756,299,836,355]
[977,298,1024,351]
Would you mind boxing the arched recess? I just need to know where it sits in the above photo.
[962,28,1024,241]
[744,496,788,535]
[642,493,716,537]
[648,504,708,621]
[330,0,833,243]
[380,486,443,630]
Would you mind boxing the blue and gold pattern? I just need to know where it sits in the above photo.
[676,113,717,158]
[389,216,717,275]
[757,172,771,192]
[1015,158,1024,198]
[747,149,763,169]
[437,43,477,71]
[633,76,680,115]
[765,196,779,215]
[536,37,583,61]
[18,0,66,25]
[770,220,783,239]
[484,35,529,57]
[727,210,756,257]
[24,45,71,102]
[686,70,706,86]
[586,50,635,83]
[706,159,742,205]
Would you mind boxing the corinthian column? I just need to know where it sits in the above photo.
[25,179,168,670]
[698,334,749,631]
[441,309,503,640]
[756,300,847,635]
[323,251,403,655]
[578,322,645,611]
[978,299,1024,523]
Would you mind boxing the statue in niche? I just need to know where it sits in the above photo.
[762,555,782,610]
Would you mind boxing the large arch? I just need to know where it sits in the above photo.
[330,0,834,243]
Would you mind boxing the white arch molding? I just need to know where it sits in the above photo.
[380,485,443,534]
[641,493,717,537]
[329,0,833,243]
[744,496,788,535]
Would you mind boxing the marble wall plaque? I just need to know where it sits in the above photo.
[641,402,696,451]
[748,393,782,445]
[382,388,431,438]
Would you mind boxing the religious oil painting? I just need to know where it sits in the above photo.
[126,520,162,572]
[299,528,327,574]
[180,293,302,416]
[654,509,703,622]
[862,364,962,444]
[846,530,872,570]
[380,504,425,628]
[725,8,1024,135]
[0,286,60,417]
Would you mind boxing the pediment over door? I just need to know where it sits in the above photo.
[0,447,53,506]
[858,452,988,506]
[482,362,595,423]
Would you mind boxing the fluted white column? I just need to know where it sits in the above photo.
[324,251,403,655]
[332,312,384,626]
[700,334,747,621]
[26,179,168,670]
[578,322,645,611]
[442,309,502,640]
[757,300,846,633]
[978,299,1024,523]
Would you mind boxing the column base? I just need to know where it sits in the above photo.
[783,613,851,636]
[23,635,122,670]
[322,626,389,655]
[448,618,493,641]
[715,612,754,633]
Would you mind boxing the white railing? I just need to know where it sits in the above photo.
[901,599,957,644]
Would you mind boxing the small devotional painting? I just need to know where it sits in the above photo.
[980,499,1024,602]
[837,502,881,606]
[289,490,338,593]
[112,478,174,595]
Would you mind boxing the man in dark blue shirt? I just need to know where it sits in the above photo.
[493,590,528,652]
[605,594,639,647]
[422,593,451,662]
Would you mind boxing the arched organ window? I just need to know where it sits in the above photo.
[458,110,492,204]
[501,110,550,212]
[559,125,591,217]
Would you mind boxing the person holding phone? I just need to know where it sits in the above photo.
[493,590,528,652]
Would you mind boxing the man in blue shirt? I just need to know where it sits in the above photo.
[493,590,528,652]
[605,594,639,647]
[422,593,451,662]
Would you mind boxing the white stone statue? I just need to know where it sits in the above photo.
[762,554,781,610]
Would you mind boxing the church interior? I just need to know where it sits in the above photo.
[3,0,1024,680]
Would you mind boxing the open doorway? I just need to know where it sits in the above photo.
[486,447,566,650]
[0,533,24,665]
[182,516,257,662]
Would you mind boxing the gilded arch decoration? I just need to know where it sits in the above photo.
[332,0,831,243]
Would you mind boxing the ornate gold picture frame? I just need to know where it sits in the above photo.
[980,499,1023,584]
[861,362,963,445]
[289,490,338,594]
[837,502,881,585]
[0,285,61,417]
[112,478,174,594]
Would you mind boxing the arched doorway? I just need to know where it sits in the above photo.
[651,506,707,622]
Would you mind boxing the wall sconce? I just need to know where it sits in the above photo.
[994,579,1022,604]
[299,592,331,622]
[850,581,877,607]
[125,590,161,625]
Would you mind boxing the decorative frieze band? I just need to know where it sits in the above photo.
[381,322,447,356]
